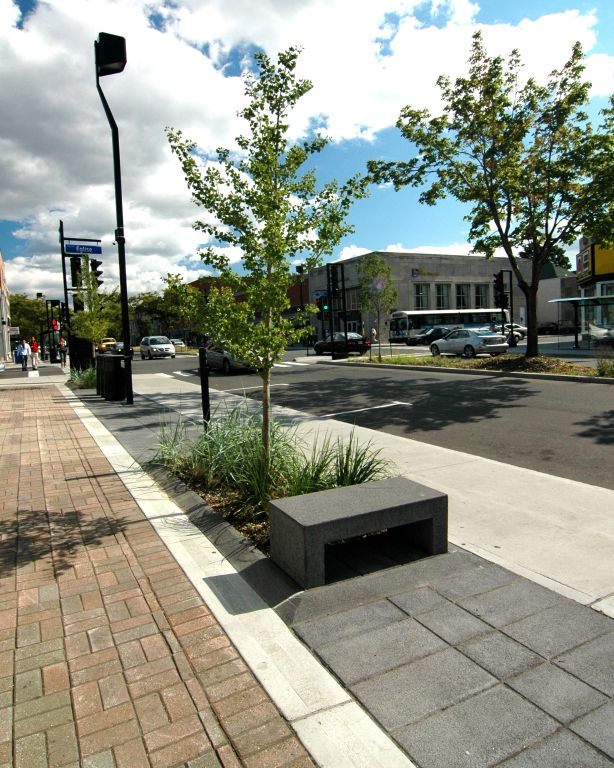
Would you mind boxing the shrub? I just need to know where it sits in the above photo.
[69,366,97,389]
[153,404,390,527]
[596,353,614,377]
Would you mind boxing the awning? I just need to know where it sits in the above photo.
[548,296,614,306]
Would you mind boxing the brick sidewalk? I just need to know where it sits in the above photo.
[0,386,315,768]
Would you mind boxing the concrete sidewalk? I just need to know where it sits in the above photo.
[1,369,613,767]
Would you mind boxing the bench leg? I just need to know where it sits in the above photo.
[400,513,448,556]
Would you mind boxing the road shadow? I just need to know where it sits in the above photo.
[574,409,614,445]
[261,368,535,434]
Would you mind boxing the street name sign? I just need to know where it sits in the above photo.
[65,243,102,255]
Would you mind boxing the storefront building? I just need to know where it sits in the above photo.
[308,251,531,340]
[575,237,614,330]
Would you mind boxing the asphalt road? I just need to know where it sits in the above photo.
[149,353,614,492]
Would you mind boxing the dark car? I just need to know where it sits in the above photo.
[408,326,451,346]
[313,332,371,355]
[538,321,559,335]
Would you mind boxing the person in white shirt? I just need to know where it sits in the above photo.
[19,339,31,371]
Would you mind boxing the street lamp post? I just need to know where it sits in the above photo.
[95,32,133,404]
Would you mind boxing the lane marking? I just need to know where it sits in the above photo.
[320,401,412,418]
[222,383,290,393]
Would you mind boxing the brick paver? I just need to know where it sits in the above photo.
[0,386,315,767]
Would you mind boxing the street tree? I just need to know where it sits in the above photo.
[8,293,47,341]
[167,47,365,458]
[355,253,398,361]
[160,273,206,338]
[368,32,614,356]
[130,291,165,339]
[69,262,121,350]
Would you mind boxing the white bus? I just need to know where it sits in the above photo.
[389,308,510,344]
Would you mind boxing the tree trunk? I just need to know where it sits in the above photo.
[524,283,540,357]
[261,371,270,465]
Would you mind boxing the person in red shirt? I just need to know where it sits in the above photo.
[30,337,39,370]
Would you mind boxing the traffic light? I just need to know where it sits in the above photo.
[71,256,84,312]
[330,265,339,295]
[90,258,103,288]
[493,271,508,309]
[51,319,59,331]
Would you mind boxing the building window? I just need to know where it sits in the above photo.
[435,284,451,310]
[475,284,489,308]
[456,284,470,309]
[601,283,614,325]
[414,283,430,309]
[345,287,360,311]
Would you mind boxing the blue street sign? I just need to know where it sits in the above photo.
[65,243,102,255]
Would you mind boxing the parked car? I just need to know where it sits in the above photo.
[204,344,253,374]
[97,337,116,354]
[139,336,176,359]
[408,326,451,346]
[313,332,371,355]
[537,321,559,335]
[170,338,186,349]
[504,323,527,339]
[430,328,508,358]
[587,324,614,344]
[558,321,579,335]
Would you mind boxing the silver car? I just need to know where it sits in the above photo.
[430,328,508,358]
[139,336,176,359]
[204,344,253,374]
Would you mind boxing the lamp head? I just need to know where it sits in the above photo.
[96,33,127,76]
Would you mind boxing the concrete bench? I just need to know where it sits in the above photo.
[269,476,448,589]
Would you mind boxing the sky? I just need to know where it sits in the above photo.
[1,0,613,300]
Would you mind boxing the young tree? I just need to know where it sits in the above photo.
[69,263,121,350]
[355,253,398,361]
[368,32,613,356]
[167,47,365,457]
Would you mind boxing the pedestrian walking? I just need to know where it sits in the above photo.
[17,339,31,371]
[371,327,377,343]
[58,337,68,368]
[30,336,39,370]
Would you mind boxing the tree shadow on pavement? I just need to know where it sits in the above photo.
[0,509,129,578]
[263,370,535,434]
[574,409,614,445]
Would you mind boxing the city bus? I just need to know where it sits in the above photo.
[389,308,510,344]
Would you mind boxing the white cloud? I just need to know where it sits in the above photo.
[338,245,370,261]
[1,0,612,298]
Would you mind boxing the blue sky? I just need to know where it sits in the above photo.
[1,0,613,298]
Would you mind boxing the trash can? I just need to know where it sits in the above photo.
[96,354,125,401]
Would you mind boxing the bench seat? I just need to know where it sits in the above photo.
[269,476,448,589]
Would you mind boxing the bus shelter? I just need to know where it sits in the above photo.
[548,296,614,349]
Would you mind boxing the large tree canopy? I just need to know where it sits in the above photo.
[167,47,365,455]
[368,32,613,356]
